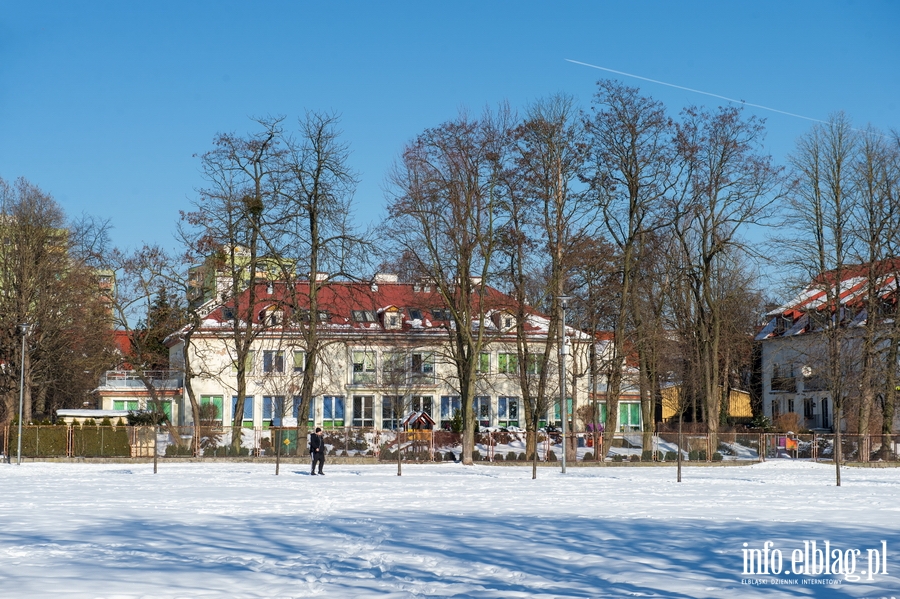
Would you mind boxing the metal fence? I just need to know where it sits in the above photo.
[4,424,900,463]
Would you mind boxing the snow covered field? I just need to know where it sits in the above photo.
[0,461,898,598]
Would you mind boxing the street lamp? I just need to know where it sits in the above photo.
[557,296,573,474]
[16,323,30,466]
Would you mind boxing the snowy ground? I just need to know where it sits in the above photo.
[0,460,898,598]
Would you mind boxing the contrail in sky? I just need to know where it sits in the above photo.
[566,59,830,125]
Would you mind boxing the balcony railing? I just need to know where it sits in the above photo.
[100,370,183,389]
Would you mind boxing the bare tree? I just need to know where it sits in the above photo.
[385,107,512,465]
[497,94,592,473]
[264,111,368,454]
[671,105,782,452]
[184,118,285,453]
[584,80,676,454]
[782,113,858,486]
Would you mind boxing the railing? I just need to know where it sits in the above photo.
[99,370,183,389]
[4,424,899,463]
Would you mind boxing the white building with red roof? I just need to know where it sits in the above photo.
[756,262,900,432]
[166,274,593,432]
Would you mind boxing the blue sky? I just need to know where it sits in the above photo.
[1,1,897,259]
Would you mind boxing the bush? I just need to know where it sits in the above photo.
[583,451,594,461]
[688,450,699,461]
[73,426,130,457]
[444,451,456,462]
[380,448,395,460]
[518,452,528,461]
[612,454,624,462]
[665,451,677,461]
[712,451,723,462]
[630,454,641,462]
[434,452,442,462]
[546,450,558,462]
[699,450,708,461]
[493,454,504,462]
[211,446,250,457]
[165,444,192,457]
[506,451,518,461]
[472,450,482,461]
[450,409,463,433]
[9,425,69,457]
[642,450,654,462]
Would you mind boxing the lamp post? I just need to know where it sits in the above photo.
[558,296,572,474]
[16,323,30,466]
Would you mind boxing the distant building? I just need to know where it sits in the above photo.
[756,261,900,432]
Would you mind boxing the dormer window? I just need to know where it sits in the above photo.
[493,311,515,329]
[431,308,451,321]
[408,308,423,321]
[382,308,402,330]
[352,310,377,323]
[297,310,328,323]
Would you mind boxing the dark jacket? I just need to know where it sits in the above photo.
[309,433,324,454]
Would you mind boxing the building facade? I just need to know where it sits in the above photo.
[168,277,594,431]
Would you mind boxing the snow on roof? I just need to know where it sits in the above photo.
[57,409,130,418]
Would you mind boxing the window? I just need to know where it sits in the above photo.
[298,310,328,323]
[410,395,433,417]
[408,308,423,321]
[292,396,316,426]
[477,352,491,374]
[150,400,173,422]
[503,316,514,329]
[618,403,641,431]
[113,400,139,411]
[352,350,376,384]
[526,354,542,375]
[352,395,374,427]
[787,398,795,413]
[498,396,519,427]
[200,395,224,422]
[352,310,377,323]
[263,396,285,426]
[382,351,406,382]
[431,308,451,321]
[552,398,574,426]
[293,350,306,373]
[322,396,344,428]
[498,353,518,374]
[232,396,254,427]
[232,351,255,374]
[473,396,491,427]
[410,352,435,382]
[804,398,815,420]
[821,398,830,427]
[263,350,284,374]
[382,396,403,429]
[384,311,402,330]
[440,395,461,429]
[771,363,796,392]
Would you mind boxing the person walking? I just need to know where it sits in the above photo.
[309,427,325,475]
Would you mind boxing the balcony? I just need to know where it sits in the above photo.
[771,375,796,393]
[99,370,183,390]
